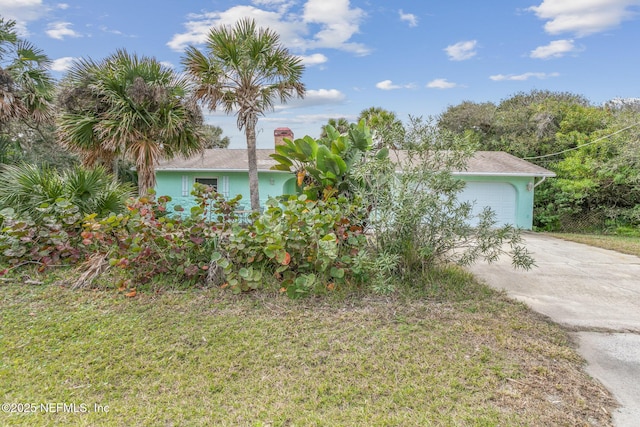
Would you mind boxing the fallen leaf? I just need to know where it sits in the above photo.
[282,252,291,266]
[124,289,137,298]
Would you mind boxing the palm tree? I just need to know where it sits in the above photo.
[57,49,205,195]
[358,107,405,148]
[0,163,133,221]
[182,18,305,211]
[320,117,350,138]
[0,17,55,160]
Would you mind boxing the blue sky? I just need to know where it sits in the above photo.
[3,0,640,148]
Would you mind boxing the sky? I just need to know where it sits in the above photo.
[2,0,640,149]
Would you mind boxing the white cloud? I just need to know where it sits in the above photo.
[444,40,478,61]
[252,0,291,6]
[261,112,357,126]
[528,0,640,37]
[490,72,560,81]
[530,39,578,59]
[0,0,46,33]
[399,9,418,27]
[303,0,369,54]
[375,80,416,90]
[298,88,345,104]
[46,21,81,40]
[168,1,370,55]
[299,53,328,66]
[51,56,76,72]
[167,6,305,51]
[251,0,295,13]
[376,80,400,90]
[274,88,346,110]
[56,3,69,9]
[426,78,457,89]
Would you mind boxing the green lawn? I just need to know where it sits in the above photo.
[1,269,614,426]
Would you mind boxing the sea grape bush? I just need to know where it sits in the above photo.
[0,181,369,297]
[80,186,238,285]
[0,199,84,271]
[212,194,369,297]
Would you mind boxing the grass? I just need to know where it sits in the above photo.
[1,268,614,426]
[550,232,640,257]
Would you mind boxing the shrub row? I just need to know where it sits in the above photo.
[0,184,370,297]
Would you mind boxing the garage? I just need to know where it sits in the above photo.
[459,181,517,227]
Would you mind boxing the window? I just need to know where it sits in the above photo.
[195,177,218,191]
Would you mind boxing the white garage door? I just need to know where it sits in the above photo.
[459,181,517,227]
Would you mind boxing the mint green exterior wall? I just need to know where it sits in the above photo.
[457,175,535,229]
[155,171,537,229]
[155,170,295,212]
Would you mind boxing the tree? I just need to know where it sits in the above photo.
[0,17,55,162]
[437,101,497,141]
[200,124,230,148]
[438,91,593,158]
[354,116,534,274]
[357,107,405,148]
[1,121,78,168]
[57,49,205,195]
[320,118,350,138]
[182,18,305,211]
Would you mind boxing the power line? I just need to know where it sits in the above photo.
[523,122,640,160]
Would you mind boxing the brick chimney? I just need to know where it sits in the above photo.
[274,127,294,147]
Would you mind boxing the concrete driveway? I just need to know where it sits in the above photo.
[467,232,640,427]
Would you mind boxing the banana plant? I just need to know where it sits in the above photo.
[271,120,388,200]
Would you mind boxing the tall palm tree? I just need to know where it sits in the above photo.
[182,18,305,211]
[57,49,205,195]
[0,17,54,158]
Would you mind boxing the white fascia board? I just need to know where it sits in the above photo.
[157,168,289,173]
[452,171,556,178]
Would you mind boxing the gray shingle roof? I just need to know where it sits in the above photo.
[156,148,555,177]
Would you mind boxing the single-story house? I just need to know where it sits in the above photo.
[156,151,554,230]
[156,148,298,212]
[155,129,555,230]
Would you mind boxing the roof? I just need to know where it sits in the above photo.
[390,150,556,177]
[157,149,281,172]
[156,149,555,177]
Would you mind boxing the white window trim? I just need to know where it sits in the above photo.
[181,175,189,196]
[222,176,229,198]
[194,176,219,192]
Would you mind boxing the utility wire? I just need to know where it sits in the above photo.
[523,122,640,160]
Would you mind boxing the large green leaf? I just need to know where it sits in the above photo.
[270,153,293,168]
[315,145,331,174]
[334,155,347,175]
[271,164,293,172]
[298,136,318,159]
[376,147,389,159]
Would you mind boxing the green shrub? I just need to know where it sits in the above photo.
[79,186,237,286]
[212,194,368,297]
[0,163,133,222]
[355,116,534,279]
[0,199,84,270]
